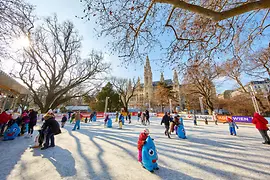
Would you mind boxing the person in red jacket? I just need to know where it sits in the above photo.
[252,112,270,144]
[137,129,150,164]
[0,109,12,136]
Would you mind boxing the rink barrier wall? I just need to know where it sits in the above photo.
[48,113,270,124]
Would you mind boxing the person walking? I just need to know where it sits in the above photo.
[72,111,82,131]
[252,112,270,144]
[28,109,37,137]
[161,112,171,138]
[145,110,150,125]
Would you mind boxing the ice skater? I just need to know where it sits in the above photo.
[137,111,141,122]
[252,112,270,144]
[128,112,131,124]
[21,111,30,136]
[72,111,82,131]
[41,112,61,150]
[161,112,171,138]
[104,115,109,127]
[119,114,124,129]
[28,109,37,138]
[205,117,208,125]
[225,117,238,136]
[145,110,150,125]
[61,114,67,128]
[70,113,75,123]
[193,115,197,126]
[213,112,218,125]
[137,129,149,164]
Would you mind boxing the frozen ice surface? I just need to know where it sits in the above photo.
[0,117,270,180]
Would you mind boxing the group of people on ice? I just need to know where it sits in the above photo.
[0,108,62,150]
[161,112,186,139]
[137,110,150,126]
[0,109,38,140]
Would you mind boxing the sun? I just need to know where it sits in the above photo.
[13,36,30,50]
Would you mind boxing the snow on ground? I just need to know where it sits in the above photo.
[0,117,270,180]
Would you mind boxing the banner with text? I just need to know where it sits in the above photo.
[232,116,252,123]
[179,114,214,121]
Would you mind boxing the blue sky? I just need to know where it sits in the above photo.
[22,0,258,93]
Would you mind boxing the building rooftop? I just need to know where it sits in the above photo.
[140,79,174,87]
[0,70,30,95]
[250,79,270,85]
[66,105,91,112]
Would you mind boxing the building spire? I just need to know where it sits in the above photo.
[145,56,150,68]
[128,79,132,91]
[136,77,141,88]
[173,70,179,85]
[160,72,164,83]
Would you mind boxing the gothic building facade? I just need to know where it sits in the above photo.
[129,56,182,110]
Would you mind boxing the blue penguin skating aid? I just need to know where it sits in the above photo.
[142,136,159,172]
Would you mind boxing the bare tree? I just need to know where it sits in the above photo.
[221,59,247,92]
[183,61,221,114]
[246,47,270,79]
[12,15,109,113]
[152,82,173,111]
[0,0,34,59]
[110,77,137,112]
[80,0,270,67]
[221,56,269,111]
[217,94,255,116]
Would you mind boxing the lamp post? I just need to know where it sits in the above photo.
[178,91,182,112]
[249,84,260,114]
[104,97,110,115]
[169,99,172,113]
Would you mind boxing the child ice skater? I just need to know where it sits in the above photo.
[226,117,238,136]
[137,129,150,164]
[119,114,124,129]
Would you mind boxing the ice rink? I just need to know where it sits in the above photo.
[0,117,269,180]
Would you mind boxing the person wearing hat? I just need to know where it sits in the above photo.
[41,111,61,150]
[137,129,150,164]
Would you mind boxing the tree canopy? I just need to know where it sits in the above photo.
[80,0,270,68]
[91,82,121,111]
[0,0,34,59]
[110,77,137,112]
[12,15,109,112]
